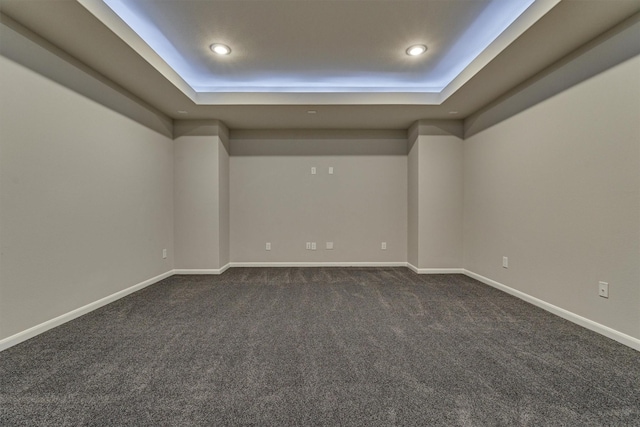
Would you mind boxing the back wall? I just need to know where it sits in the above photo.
[229,130,408,264]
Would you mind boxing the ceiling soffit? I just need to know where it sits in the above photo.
[77,0,561,106]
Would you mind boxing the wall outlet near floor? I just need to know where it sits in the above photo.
[306,242,311,250]
[326,242,334,250]
[162,249,167,259]
[381,242,387,250]
[598,282,609,298]
[265,242,271,251]
[311,242,317,250]
[502,256,508,268]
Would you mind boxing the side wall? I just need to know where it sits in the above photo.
[218,126,230,267]
[230,130,408,264]
[0,55,174,341]
[173,120,229,271]
[463,55,640,341]
[418,135,463,269]
[407,132,419,267]
[407,121,464,271]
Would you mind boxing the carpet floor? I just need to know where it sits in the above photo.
[1,267,639,426]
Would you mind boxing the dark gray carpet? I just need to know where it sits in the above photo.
[1,268,639,426]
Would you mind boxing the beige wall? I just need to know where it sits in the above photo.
[463,55,640,340]
[229,130,407,263]
[407,121,464,270]
[418,135,463,268]
[173,133,219,269]
[407,132,419,267]
[0,15,173,138]
[0,56,174,340]
[173,120,229,270]
[218,126,230,267]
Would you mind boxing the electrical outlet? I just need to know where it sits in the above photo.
[326,242,334,250]
[311,167,316,175]
[162,249,167,259]
[311,242,317,250]
[502,256,508,268]
[266,242,271,251]
[381,242,387,250]
[306,242,311,250]
[328,167,334,175]
[598,282,609,298]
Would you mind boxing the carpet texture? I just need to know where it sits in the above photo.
[1,268,639,426]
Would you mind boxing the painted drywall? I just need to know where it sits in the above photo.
[173,120,229,270]
[407,131,419,267]
[218,126,230,267]
[229,130,407,263]
[463,55,640,340]
[0,55,174,340]
[417,135,463,268]
[407,121,464,270]
[0,14,173,138]
[465,13,640,138]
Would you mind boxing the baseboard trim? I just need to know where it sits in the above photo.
[407,264,464,274]
[463,270,640,352]
[10,266,633,353]
[173,264,230,275]
[229,262,408,268]
[0,270,174,352]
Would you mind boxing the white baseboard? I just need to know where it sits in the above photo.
[229,261,409,268]
[173,263,230,275]
[0,270,174,352]
[7,266,634,353]
[464,270,640,352]
[407,264,464,274]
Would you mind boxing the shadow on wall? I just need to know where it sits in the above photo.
[229,129,408,156]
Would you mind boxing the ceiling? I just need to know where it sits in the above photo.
[1,0,639,129]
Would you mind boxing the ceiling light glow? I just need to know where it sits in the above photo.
[210,44,231,55]
[406,45,427,56]
[101,0,537,94]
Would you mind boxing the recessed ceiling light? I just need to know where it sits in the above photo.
[406,44,427,56]
[210,43,231,55]
[449,111,459,115]
[307,110,317,114]
[177,110,188,114]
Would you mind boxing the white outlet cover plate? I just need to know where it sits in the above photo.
[598,281,609,298]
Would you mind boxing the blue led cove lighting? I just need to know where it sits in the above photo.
[103,0,536,94]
